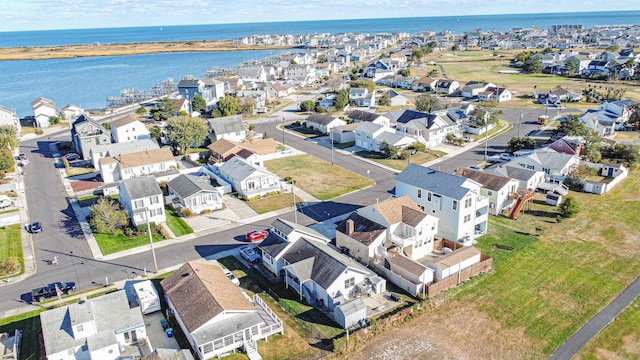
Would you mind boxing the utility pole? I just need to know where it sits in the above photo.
[282,116,285,145]
[291,180,298,224]
[518,111,523,137]
[483,111,489,161]
[330,130,334,165]
[146,208,158,273]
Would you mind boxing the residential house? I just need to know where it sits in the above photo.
[549,86,582,102]
[167,174,224,214]
[31,97,58,128]
[202,78,226,105]
[60,104,84,122]
[484,164,545,190]
[427,245,482,281]
[460,81,495,99]
[392,77,416,90]
[237,66,269,83]
[99,147,177,183]
[40,290,147,360]
[171,98,190,114]
[349,88,375,107]
[329,122,360,144]
[584,60,610,75]
[207,138,278,164]
[304,113,346,134]
[477,87,512,103]
[70,114,110,160]
[117,177,165,227]
[387,90,408,106]
[395,164,489,243]
[259,219,383,314]
[563,54,593,74]
[0,105,21,137]
[355,122,415,152]
[434,79,460,94]
[284,65,316,85]
[365,60,395,80]
[177,78,215,106]
[580,109,617,136]
[206,115,246,144]
[217,156,282,199]
[269,82,290,98]
[161,261,283,360]
[319,94,336,110]
[411,76,438,92]
[348,110,390,127]
[395,109,459,147]
[110,115,150,143]
[455,168,519,215]
[509,151,580,182]
[89,139,159,169]
[546,135,586,156]
[599,99,635,125]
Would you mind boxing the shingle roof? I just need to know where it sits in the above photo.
[371,195,424,226]
[31,97,56,108]
[386,252,429,277]
[99,147,175,168]
[258,233,289,257]
[395,164,473,200]
[219,156,276,182]
[455,168,513,191]
[91,139,159,158]
[207,115,245,136]
[161,261,255,333]
[110,115,140,129]
[348,110,382,123]
[485,164,541,182]
[177,79,202,87]
[207,139,240,158]
[305,113,340,126]
[336,213,386,246]
[118,177,162,200]
[168,174,217,199]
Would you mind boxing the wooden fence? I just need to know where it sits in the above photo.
[425,254,493,297]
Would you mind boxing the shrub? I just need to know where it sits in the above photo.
[559,196,580,218]
[157,224,172,239]
[202,209,213,214]
[124,227,134,237]
[181,208,196,217]
[0,257,19,275]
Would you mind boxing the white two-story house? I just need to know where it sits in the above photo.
[99,147,177,183]
[217,156,282,199]
[117,176,165,227]
[455,168,519,216]
[110,115,151,143]
[395,164,489,243]
[31,97,58,128]
[0,105,21,137]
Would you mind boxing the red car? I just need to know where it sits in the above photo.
[246,230,269,242]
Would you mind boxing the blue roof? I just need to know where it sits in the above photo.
[395,164,472,200]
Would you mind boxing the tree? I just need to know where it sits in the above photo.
[523,56,543,73]
[411,47,423,61]
[415,94,434,112]
[565,58,579,76]
[606,44,621,52]
[158,98,178,119]
[0,148,13,172]
[299,100,315,112]
[166,116,208,154]
[350,79,376,93]
[334,88,350,110]
[316,56,328,63]
[452,44,460,51]
[0,125,18,150]
[149,127,161,144]
[602,144,640,166]
[398,68,411,77]
[555,115,589,137]
[378,93,391,106]
[238,97,255,115]
[191,93,206,112]
[559,196,580,218]
[217,95,240,117]
[88,197,129,235]
[135,106,148,115]
[49,116,60,125]
[506,136,536,153]
[428,69,439,77]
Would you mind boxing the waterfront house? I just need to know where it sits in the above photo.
[40,290,147,360]
[89,138,159,169]
[167,174,223,214]
[395,165,489,243]
[177,78,215,107]
[161,261,283,360]
[206,115,246,144]
[31,97,58,128]
[117,176,165,227]
[110,115,150,143]
[304,113,346,134]
[70,114,110,160]
[217,156,282,199]
[60,104,84,121]
[455,168,519,215]
[0,105,21,137]
[99,147,177,183]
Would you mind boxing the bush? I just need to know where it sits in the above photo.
[181,208,196,217]
[157,224,172,239]
[559,196,580,218]
[124,227,134,237]
[0,257,19,275]
[202,209,213,214]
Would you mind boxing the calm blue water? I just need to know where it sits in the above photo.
[1,11,639,118]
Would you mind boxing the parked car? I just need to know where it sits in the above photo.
[61,153,80,161]
[0,195,13,209]
[468,165,483,171]
[487,153,514,163]
[463,136,474,142]
[239,246,261,264]
[28,221,42,233]
[31,281,76,302]
[245,230,269,242]
[223,268,240,286]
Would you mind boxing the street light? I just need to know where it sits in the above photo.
[282,116,286,145]
[290,179,298,224]
[145,208,159,273]
[330,130,334,165]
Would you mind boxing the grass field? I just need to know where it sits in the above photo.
[94,228,164,255]
[343,171,640,359]
[613,131,640,143]
[0,309,44,360]
[0,224,23,278]
[164,206,194,237]
[356,150,445,171]
[245,193,303,214]
[265,154,374,200]
[65,167,95,177]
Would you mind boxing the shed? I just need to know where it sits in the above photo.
[546,193,562,206]
[334,298,366,329]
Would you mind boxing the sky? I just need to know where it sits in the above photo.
[0,0,638,32]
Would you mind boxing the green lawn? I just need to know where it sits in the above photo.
[356,150,446,171]
[0,224,23,278]
[246,193,303,214]
[164,206,193,237]
[94,228,164,255]
[265,154,374,200]
[0,309,44,360]
[65,167,95,177]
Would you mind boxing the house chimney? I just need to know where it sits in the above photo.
[346,219,355,235]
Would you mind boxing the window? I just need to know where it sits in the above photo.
[464,214,471,223]
[487,190,493,196]
[417,189,422,199]
[76,324,84,332]
[427,192,432,202]
[344,277,355,288]
[81,344,88,352]
[150,196,159,204]
[543,168,550,174]
[134,200,144,209]
[464,198,472,208]
[124,168,133,174]
[452,200,458,210]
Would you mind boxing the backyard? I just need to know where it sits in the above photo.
[340,171,640,359]
[0,224,23,278]
[265,154,374,200]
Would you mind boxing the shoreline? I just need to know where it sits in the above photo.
[0,40,298,61]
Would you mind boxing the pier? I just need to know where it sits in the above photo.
[106,78,177,108]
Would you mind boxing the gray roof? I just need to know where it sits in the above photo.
[356,121,384,134]
[485,164,541,182]
[258,233,289,257]
[219,156,277,182]
[177,79,202,88]
[518,151,578,171]
[72,113,107,135]
[348,110,382,123]
[207,115,244,136]
[40,291,144,356]
[282,238,370,289]
[118,177,162,200]
[395,164,473,200]
[336,298,366,317]
[91,139,159,157]
[168,174,217,199]
[305,113,340,126]
[273,218,326,240]
[192,312,264,347]
[375,131,413,146]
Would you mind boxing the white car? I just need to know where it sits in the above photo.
[223,268,240,286]
[239,246,261,264]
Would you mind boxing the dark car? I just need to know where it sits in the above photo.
[28,221,42,233]
[245,230,269,242]
[61,153,80,161]
[31,281,76,302]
